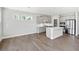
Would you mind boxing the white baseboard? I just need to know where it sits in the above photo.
[1,31,45,41]
[1,33,35,39]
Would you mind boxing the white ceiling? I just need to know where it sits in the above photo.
[6,7,79,16]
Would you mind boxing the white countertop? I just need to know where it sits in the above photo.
[46,27,63,30]
[37,23,53,27]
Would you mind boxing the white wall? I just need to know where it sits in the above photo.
[0,8,1,37]
[0,8,2,37]
[75,11,79,36]
[2,8,42,38]
[0,8,2,38]
[77,21,79,36]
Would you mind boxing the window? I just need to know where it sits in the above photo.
[15,15,32,21]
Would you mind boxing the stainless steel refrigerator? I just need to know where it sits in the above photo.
[65,19,76,35]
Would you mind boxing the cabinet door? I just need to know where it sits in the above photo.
[53,29,63,39]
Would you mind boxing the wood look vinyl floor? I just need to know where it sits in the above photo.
[0,33,79,51]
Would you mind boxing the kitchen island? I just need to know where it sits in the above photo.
[46,27,63,39]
